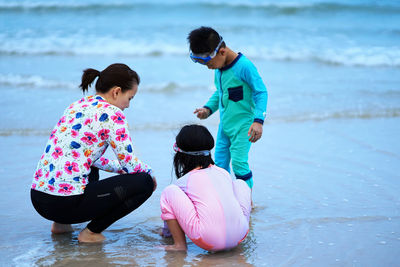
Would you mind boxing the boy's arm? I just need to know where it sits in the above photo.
[241,60,268,143]
[194,88,219,119]
[242,62,268,124]
[204,89,219,115]
[203,71,220,115]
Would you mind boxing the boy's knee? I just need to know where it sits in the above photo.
[231,159,250,174]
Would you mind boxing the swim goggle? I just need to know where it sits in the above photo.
[173,142,210,156]
[190,37,224,65]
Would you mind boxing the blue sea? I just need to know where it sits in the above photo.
[0,0,399,266]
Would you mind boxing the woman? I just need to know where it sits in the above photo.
[31,63,156,243]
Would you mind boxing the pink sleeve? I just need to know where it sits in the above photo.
[160,184,200,239]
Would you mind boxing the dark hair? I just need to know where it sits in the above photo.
[187,26,226,54]
[173,124,215,178]
[79,63,140,93]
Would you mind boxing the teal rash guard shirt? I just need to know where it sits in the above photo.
[204,53,268,135]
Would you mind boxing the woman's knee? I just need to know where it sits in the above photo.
[132,172,154,196]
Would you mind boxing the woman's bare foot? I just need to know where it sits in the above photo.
[78,227,105,243]
[162,244,187,251]
[51,223,73,234]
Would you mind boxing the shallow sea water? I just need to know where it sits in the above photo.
[1,118,400,266]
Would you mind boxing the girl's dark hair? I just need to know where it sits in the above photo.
[79,63,140,93]
[187,26,226,54]
[173,124,215,178]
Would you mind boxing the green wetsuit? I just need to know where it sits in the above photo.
[204,53,268,188]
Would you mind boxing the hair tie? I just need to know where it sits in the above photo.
[173,143,210,156]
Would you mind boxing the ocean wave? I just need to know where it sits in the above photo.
[272,108,400,123]
[0,122,207,136]
[1,36,400,68]
[0,1,134,12]
[252,45,400,68]
[0,128,50,136]
[0,36,184,57]
[141,82,211,93]
[2,108,399,136]
[1,1,399,15]
[0,74,210,92]
[0,74,215,95]
[0,74,76,89]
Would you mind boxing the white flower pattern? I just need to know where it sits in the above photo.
[31,95,152,196]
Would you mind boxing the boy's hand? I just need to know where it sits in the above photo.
[194,108,210,119]
[248,122,263,143]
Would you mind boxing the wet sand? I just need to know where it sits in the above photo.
[1,117,399,266]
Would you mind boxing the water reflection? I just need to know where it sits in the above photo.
[37,233,114,266]
[19,210,257,266]
[161,244,254,267]
[160,219,256,267]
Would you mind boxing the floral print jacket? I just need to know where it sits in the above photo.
[32,95,152,196]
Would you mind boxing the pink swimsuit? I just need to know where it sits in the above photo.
[160,165,251,251]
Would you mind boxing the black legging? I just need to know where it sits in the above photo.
[31,167,154,233]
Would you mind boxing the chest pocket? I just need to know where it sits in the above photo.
[228,86,243,102]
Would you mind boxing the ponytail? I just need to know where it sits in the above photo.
[79,68,100,93]
[79,64,140,94]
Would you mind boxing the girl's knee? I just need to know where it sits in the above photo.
[160,185,182,221]
[160,185,185,209]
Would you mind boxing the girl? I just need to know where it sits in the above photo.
[160,124,251,251]
[31,63,156,243]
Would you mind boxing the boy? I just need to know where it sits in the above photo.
[188,26,268,188]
